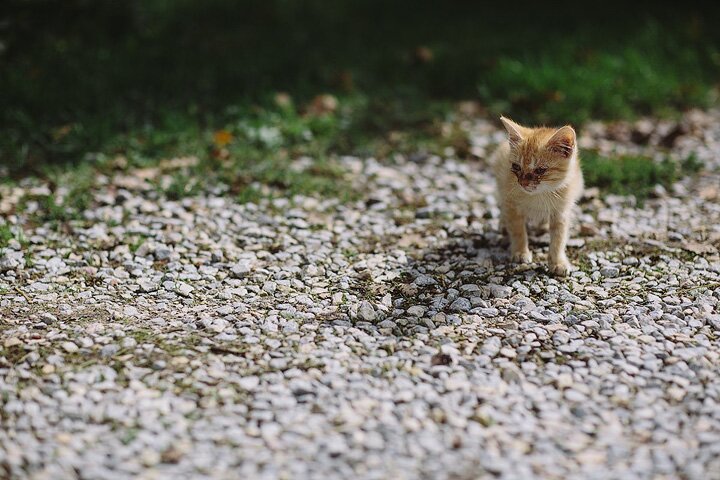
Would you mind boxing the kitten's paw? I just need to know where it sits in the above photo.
[510,250,533,263]
[548,258,572,276]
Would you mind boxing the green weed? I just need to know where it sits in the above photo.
[581,151,701,199]
[0,224,13,249]
[3,2,720,174]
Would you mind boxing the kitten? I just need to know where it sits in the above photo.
[491,116,584,276]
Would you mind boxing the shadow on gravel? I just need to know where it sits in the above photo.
[396,228,554,288]
[372,230,552,332]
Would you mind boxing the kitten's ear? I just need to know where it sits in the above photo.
[500,116,526,147]
[546,125,576,159]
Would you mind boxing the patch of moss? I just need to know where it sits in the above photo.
[582,151,701,200]
[0,224,14,249]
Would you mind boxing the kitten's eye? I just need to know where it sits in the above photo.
[511,164,520,173]
[535,167,547,175]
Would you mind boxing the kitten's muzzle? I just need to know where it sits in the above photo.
[518,172,538,190]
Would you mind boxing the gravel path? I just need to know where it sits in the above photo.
[2,110,720,480]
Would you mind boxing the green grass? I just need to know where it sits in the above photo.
[0,224,14,249]
[141,103,359,203]
[16,165,95,223]
[582,151,702,199]
[1,1,718,207]
[478,22,718,125]
[0,223,28,251]
[3,2,720,170]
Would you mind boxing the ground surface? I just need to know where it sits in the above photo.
[1,111,720,480]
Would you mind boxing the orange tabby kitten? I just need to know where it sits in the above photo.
[491,116,583,276]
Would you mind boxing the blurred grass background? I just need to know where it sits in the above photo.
[1,0,719,199]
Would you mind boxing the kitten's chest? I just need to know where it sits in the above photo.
[514,192,561,222]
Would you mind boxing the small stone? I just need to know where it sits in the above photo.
[154,247,172,261]
[652,184,667,198]
[231,261,253,278]
[358,301,377,322]
[171,356,189,366]
[101,344,120,358]
[499,347,517,358]
[668,386,686,402]
[4,337,22,348]
[600,266,620,278]
[141,449,161,467]
[0,251,23,272]
[501,365,522,383]
[138,279,159,293]
[564,389,586,402]
[176,282,194,297]
[326,435,348,457]
[552,331,571,345]
[481,337,501,357]
[450,297,471,312]
[238,376,260,391]
[445,375,469,391]
[556,373,573,389]
[414,274,436,286]
[378,320,396,329]
[61,341,79,353]
[289,379,314,396]
[489,284,512,299]
[40,313,58,324]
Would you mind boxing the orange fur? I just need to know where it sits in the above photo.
[491,117,584,275]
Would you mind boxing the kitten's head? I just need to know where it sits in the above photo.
[500,116,576,194]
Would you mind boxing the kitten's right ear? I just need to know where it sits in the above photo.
[546,125,576,159]
[500,116,525,147]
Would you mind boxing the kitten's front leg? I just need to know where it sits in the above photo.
[506,204,532,263]
[548,212,571,276]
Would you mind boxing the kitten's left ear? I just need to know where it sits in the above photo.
[500,116,526,147]
[547,126,576,159]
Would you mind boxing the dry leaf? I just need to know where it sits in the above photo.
[457,100,483,117]
[213,130,233,147]
[431,353,451,366]
[397,233,427,249]
[52,124,74,141]
[398,283,419,297]
[274,92,292,108]
[159,156,199,171]
[113,155,128,169]
[699,185,718,201]
[336,70,354,91]
[414,46,433,63]
[681,241,717,255]
[306,94,338,116]
[133,167,160,180]
[580,223,599,237]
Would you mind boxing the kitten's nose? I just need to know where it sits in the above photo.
[519,173,534,186]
